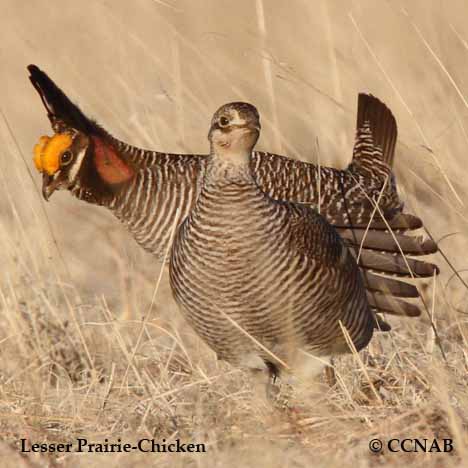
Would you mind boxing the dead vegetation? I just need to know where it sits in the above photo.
[0,0,467,466]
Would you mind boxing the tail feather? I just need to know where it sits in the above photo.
[374,314,392,331]
[367,293,421,317]
[355,93,397,167]
[362,272,419,298]
[356,250,439,277]
[332,213,423,231]
[338,228,438,256]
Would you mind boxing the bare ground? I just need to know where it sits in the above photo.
[0,0,467,466]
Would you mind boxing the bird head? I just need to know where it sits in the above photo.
[33,130,134,201]
[29,65,135,202]
[208,102,260,162]
[33,130,91,200]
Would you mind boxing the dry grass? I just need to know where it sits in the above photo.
[0,0,467,466]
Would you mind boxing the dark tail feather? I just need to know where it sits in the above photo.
[367,293,421,317]
[355,93,397,167]
[333,213,423,231]
[362,272,419,298]
[27,64,99,135]
[374,314,392,332]
[356,250,439,277]
[338,228,438,256]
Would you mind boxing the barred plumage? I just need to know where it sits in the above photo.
[108,155,204,256]
[28,64,439,320]
[170,102,376,380]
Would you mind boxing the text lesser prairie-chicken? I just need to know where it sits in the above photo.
[170,102,378,383]
[28,64,438,319]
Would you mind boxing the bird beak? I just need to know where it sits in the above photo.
[42,173,59,201]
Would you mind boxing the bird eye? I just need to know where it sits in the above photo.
[61,150,73,165]
[219,116,230,127]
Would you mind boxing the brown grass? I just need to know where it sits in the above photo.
[0,0,467,466]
